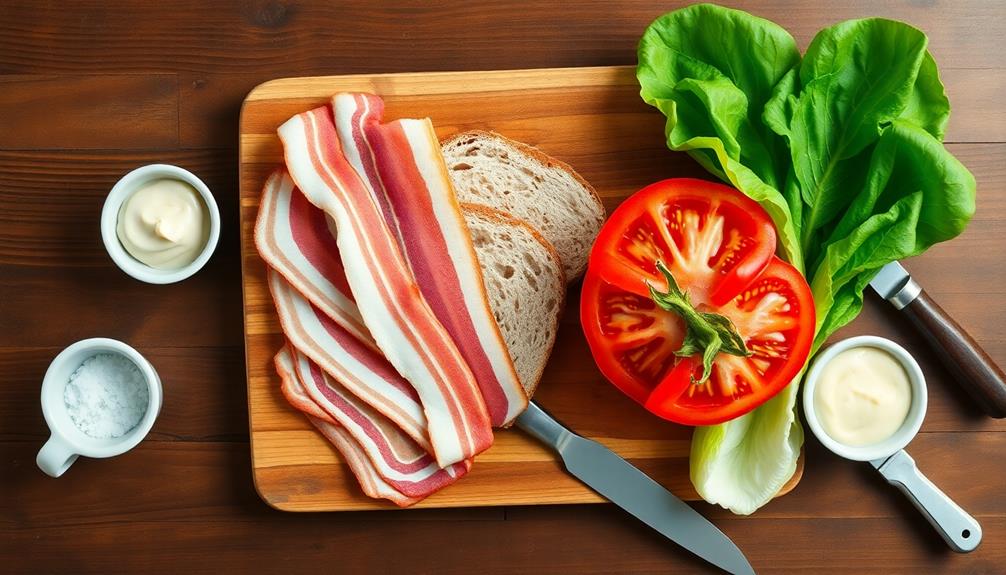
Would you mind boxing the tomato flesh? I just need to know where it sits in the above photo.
[595,181,776,306]
[646,258,814,423]
[585,278,686,403]
[581,179,814,426]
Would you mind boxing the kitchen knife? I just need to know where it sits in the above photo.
[869,261,1006,417]
[516,402,755,575]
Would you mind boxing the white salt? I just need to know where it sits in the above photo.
[63,353,149,439]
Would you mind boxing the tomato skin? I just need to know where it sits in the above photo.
[580,179,815,426]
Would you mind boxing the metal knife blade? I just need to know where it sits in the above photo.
[516,402,755,575]
[868,261,920,309]
[869,261,911,300]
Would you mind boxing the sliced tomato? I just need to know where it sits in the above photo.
[581,179,814,426]
[580,274,687,403]
[590,178,776,306]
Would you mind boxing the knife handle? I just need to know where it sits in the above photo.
[901,289,1006,418]
[876,450,981,553]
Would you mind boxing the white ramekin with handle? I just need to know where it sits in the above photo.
[803,335,981,552]
[36,338,162,477]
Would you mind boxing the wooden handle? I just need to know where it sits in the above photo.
[902,289,1006,418]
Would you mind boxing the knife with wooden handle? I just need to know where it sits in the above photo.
[869,261,1006,417]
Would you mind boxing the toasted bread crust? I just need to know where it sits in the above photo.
[442,129,604,218]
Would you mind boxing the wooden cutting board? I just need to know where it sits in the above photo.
[239,66,804,511]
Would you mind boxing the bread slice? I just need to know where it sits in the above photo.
[443,130,605,282]
[463,203,565,398]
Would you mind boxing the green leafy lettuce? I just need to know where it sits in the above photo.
[637,4,803,271]
[638,4,975,514]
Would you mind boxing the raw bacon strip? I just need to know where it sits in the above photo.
[257,174,470,496]
[279,106,493,467]
[258,177,468,486]
[333,93,527,426]
[290,347,470,497]
[309,418,419,508]
[268,270,429,449]
[277,346,336,425]
[274,348,419,507]
[255,169,373,348]
[276,345,467,500]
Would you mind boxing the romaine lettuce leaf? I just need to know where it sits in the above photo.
[691,380,802,515]
[637,3,804,270]
[810,120,975,351]
[791,18,929,265]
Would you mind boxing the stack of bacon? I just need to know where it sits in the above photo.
[254,93,529,506]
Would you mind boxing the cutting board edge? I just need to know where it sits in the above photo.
[249,453,805,513]
[241,64,638,105]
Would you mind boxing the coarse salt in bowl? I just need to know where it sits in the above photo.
[101,164,220,284]
[36,338,163,477]
[63,353,150,439]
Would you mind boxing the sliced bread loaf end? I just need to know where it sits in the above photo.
[443,130,605,282]
[463,203,565,399]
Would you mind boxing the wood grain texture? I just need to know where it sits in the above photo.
[3,505,1006,574]
[2,434,1003,529]
[240,67,803,510]
[3,1,1006,573]
[1,0,1003,73]
[0,347,248,442]
[0,75,179,149]
[0,148,238,269]
[180,67,1006,148]
[4,434,1006,572]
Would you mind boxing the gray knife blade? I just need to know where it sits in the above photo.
[868,261,920,309]
[516,402,755,575]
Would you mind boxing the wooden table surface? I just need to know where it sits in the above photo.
[2,1,1004,573]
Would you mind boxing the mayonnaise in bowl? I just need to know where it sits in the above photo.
[101,164,220,284]
[801,336,982,553]
[802,335,927,462]
[813,346,913,447]
[116,178,210,270]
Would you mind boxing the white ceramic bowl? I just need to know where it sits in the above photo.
[36,338,162,477]
[802,335,928,462]
[101,164,220,284]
